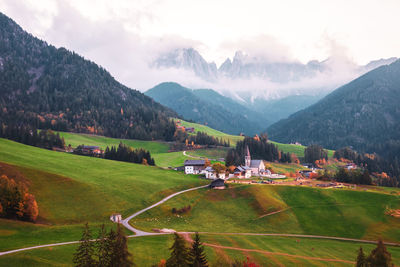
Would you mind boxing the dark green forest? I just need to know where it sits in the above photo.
[0,13,177,141]
[267,60,400,161]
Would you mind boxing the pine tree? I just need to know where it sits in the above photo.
[96,224,110,267]
[73,223,96,267]
[109,224,133,267]
[166,233,189,267]
[367,239,393,267]
[188,233,208,267]
[356,247,367,267]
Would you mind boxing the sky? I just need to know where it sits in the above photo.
[1,0,399,95]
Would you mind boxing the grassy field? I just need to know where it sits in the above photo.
[177,119,244,146]
[177,118,336,158]
[0,138,207,250]
[132,184,400,242]
[1,233,400,266]
[59,132,170,154]
[186,148,229,160]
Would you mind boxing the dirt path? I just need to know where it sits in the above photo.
[256,208,291,219]
[181,233,355,265]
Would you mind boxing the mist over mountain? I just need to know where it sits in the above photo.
[153,47,397,103]
[267,59,400,159]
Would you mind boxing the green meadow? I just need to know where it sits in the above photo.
[132,184,400,242]
[0,139,206,250]
[59,131,170,154]
[1,234,400,266]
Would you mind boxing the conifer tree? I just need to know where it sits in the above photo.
[355,247,367,267]
[367,239,393,267]
[188,233,208,267]
[166,233,189,267]
[73,223,96,267]
[109,224,133,267]
[96,224,110,267]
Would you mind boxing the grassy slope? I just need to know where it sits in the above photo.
[132,184,400,242]
[178,119,336,158]
[59,131,170,154]
[0,139,206,250]
[178,119,244,146]
[1,234,400,267]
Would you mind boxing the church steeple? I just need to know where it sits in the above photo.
[245,146,251,167]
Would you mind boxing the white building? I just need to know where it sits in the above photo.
[204,166,226,179]
[184,160,206,174]
[110,213,122,223]
[234,166,252,179]
[245,146,265,176]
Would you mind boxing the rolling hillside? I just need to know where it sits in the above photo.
[145,82,266,135]
[132,185,400,242]
[267,59,400,159]
[0,12,176,141]
[0,138,206,250]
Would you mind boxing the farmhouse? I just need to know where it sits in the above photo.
[81,145,102,155]
[184,160,206,174]
[245,146,265,176]
[234,166,252,179]
[110,213,122,223]
[204,166,226,179]
[209,178,225,189]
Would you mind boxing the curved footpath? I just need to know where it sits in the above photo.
[1,184,399,257]
[122,184,209,236]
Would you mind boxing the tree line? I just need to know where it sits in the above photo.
[73,223,132,267]
[104,143,155,166]
[0,174,39,222]
[334,147,400,187]
[304,144,328,164]
[355,240,393,267]
[0,124,65,150]
[74,225,260,267]
[225,135,291,167]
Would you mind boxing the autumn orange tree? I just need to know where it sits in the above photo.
[0,174,39,222]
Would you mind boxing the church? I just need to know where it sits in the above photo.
[245,146,265,176]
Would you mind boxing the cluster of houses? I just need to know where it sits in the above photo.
[183,146,273,180]
[175,120,195,133]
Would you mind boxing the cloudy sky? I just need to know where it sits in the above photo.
[1,0,399,95]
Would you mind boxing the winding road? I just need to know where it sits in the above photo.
[1,183,399,259]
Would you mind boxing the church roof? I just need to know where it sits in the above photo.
[250,160,263,168]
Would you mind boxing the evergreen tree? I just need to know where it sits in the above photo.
[95,224,111,267]
[109,224,133,267]
[166,233,189,267]
[367,240,393,267]
[355,247,367,267]
[73,223,96,267]
[188,233,208,267]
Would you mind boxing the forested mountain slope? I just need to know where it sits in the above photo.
[145,82,266,135]
[268,59,400,159]
[0,12,176,141]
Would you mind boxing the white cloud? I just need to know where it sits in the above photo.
[0,0,398,98]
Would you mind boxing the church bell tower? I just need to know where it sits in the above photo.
[245,146,251,167]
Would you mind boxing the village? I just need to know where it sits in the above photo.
[182,145,358,190]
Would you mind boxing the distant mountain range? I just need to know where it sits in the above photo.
[145,82,269,135]
[267,59,400,159]
[0,12,177,141]
[152,48,397,119]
